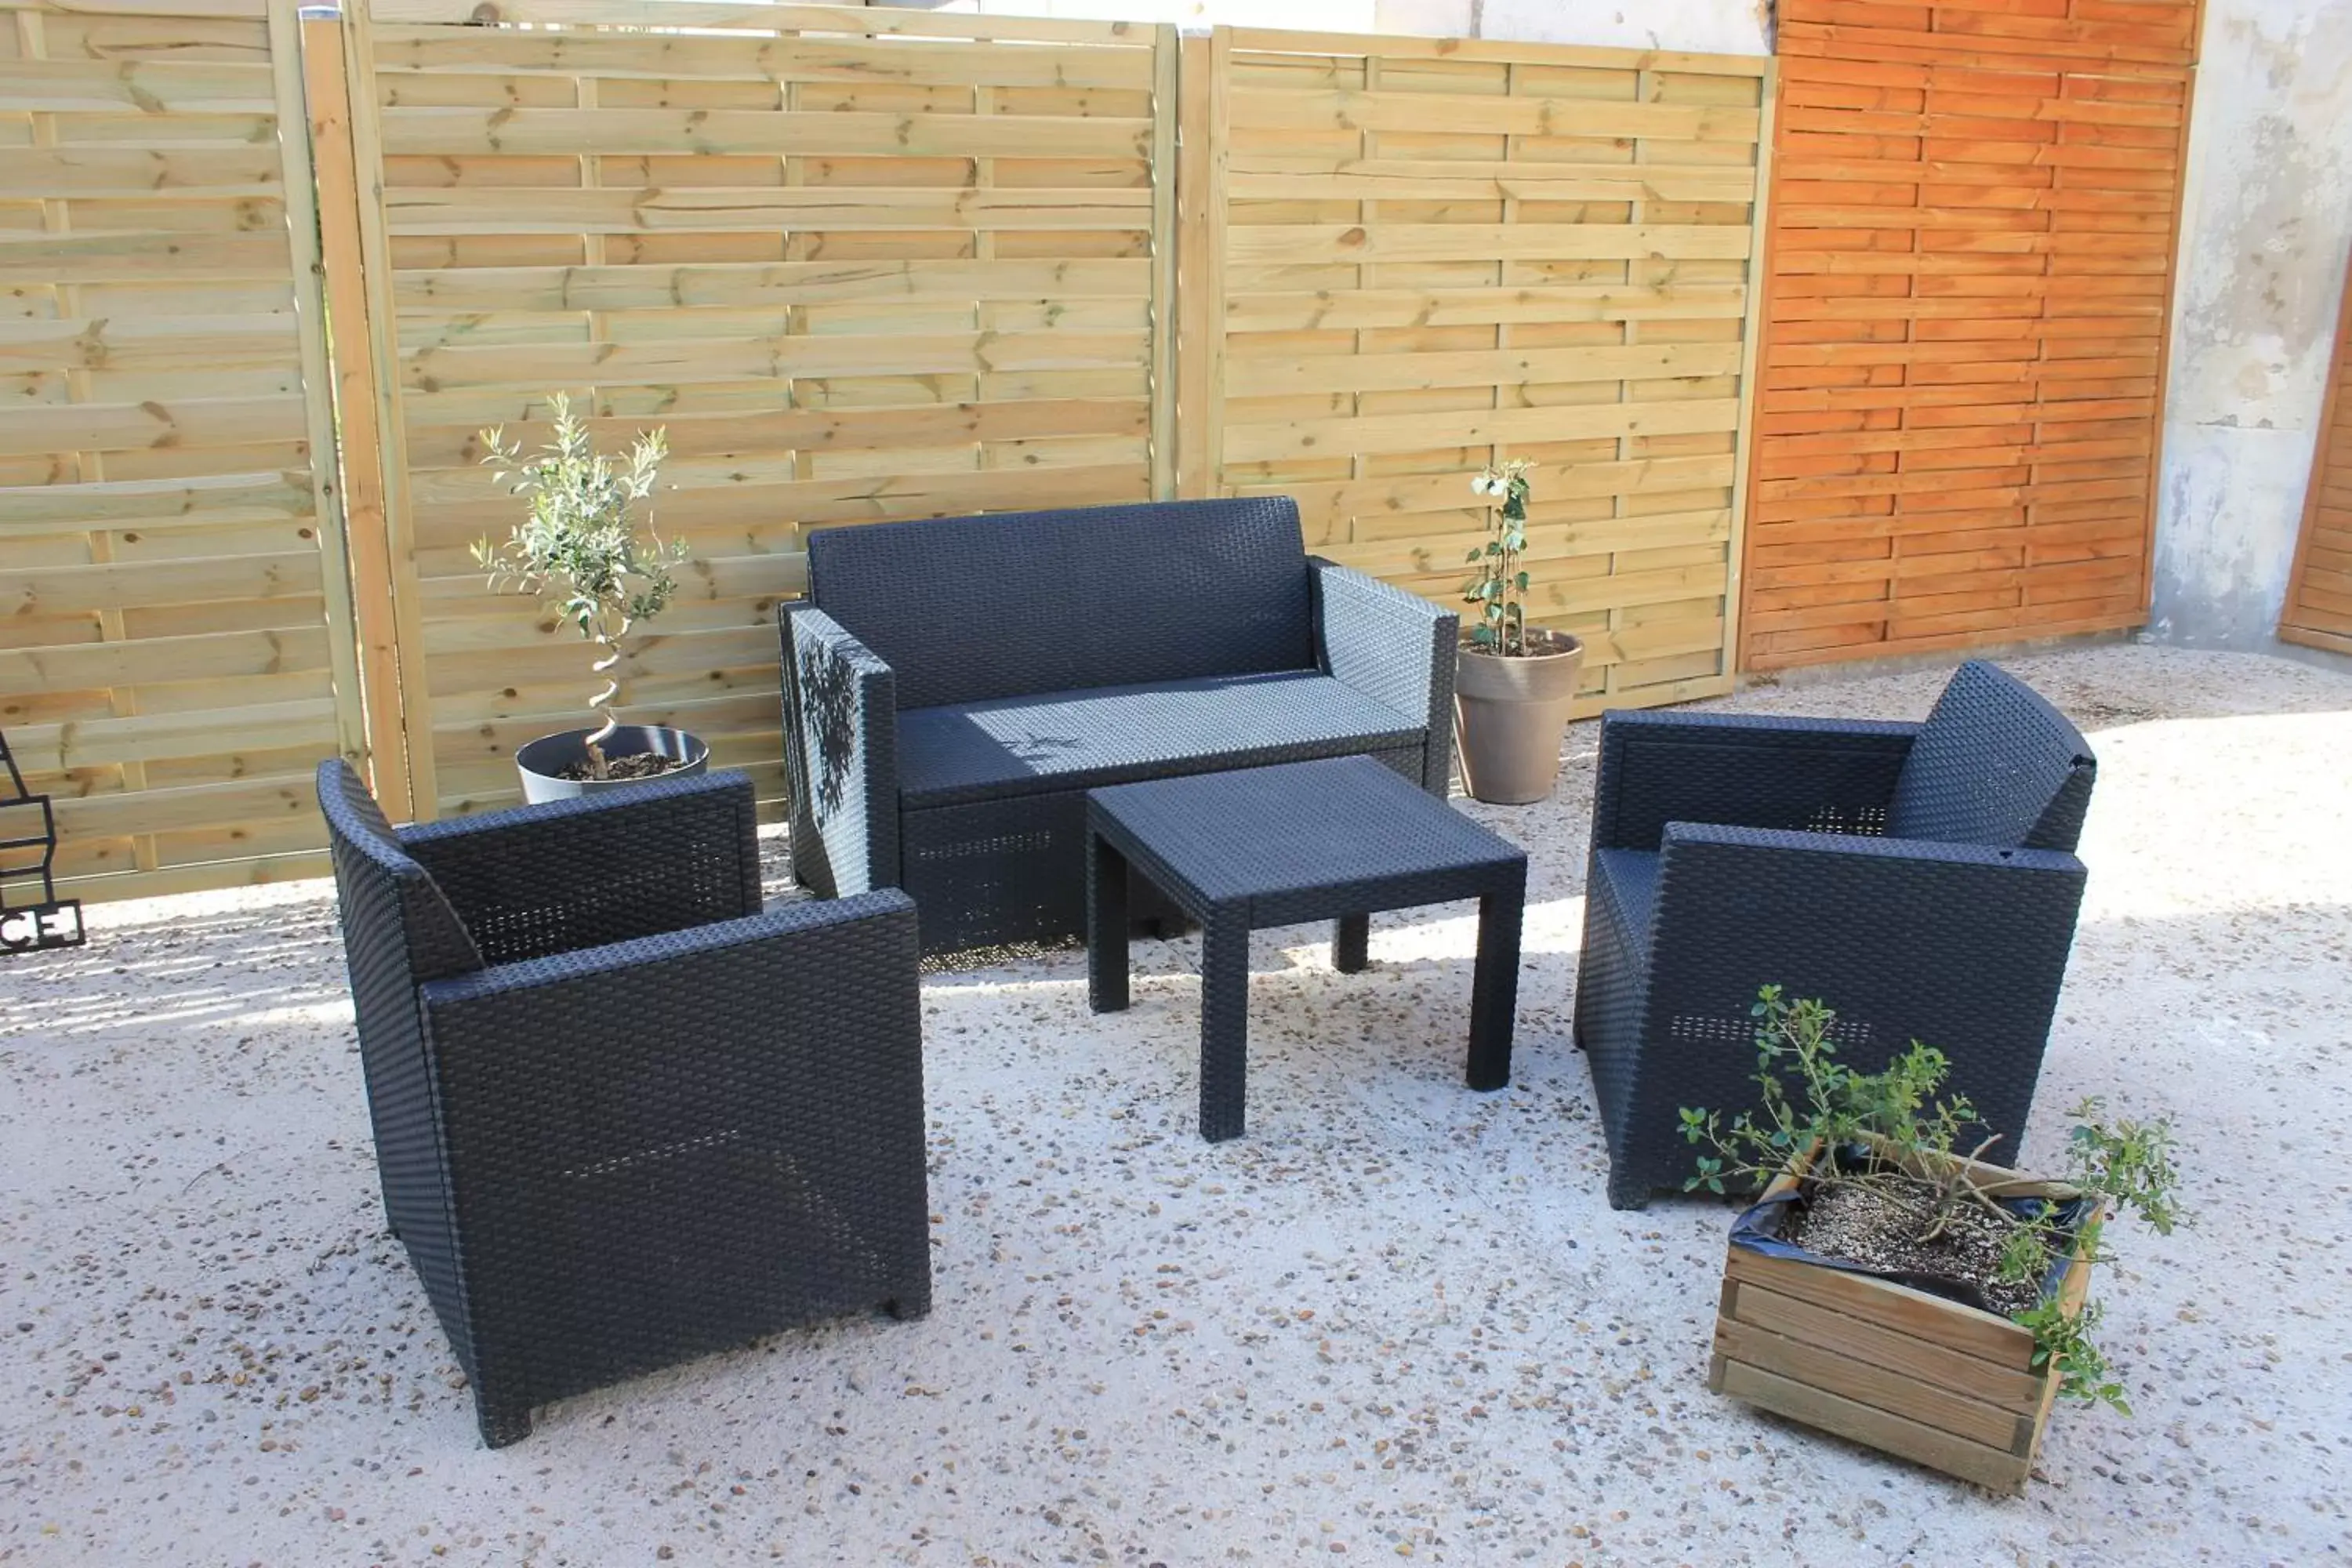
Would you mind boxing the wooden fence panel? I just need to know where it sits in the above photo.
[1741,0,2200,670]
[1191,28,1775,716]
[343,0,1178,817]
[2278,251,2352,655]
[0,0,361,902]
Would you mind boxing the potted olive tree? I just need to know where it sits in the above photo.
[474,393,704,804]
[1683,988,2183,1491]
[1455,459,1584,804]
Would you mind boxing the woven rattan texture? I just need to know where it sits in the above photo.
[806,499,1315,713]
[786,499,1456,953]
[1086,755,1527,1141]
[1572,662,2094,1210]
[1089,757,1520,913]
[896,671,1427,808]
[1310,559,1460,793]
[1886,659,2097,851]
[781,604,899,900]
[319,764,929,1446]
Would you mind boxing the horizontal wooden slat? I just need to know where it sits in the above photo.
[379,106,1153,159]
[366,0,1161,46]
[381,186,1152,237]
[1225,223,1753,265]
[1228,86,1760,143]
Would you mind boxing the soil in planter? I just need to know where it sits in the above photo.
[1781,1180,2045,1317]
[555,751,681,783]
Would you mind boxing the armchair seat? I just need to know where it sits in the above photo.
[1573,660,2097,1211]
[897,670,1426,808]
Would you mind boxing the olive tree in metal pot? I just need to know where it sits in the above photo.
[1454,459,1584,804]
[474,392,702,803]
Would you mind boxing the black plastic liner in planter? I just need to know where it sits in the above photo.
[1730,1143,2094,1314]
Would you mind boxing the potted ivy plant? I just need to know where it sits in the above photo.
[1455,459,1584,804]
[474,393,703,804]
[1681,987,2183,1492]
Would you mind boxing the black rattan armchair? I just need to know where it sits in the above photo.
[781,497,1457,953]
[1572,660,2096,1210]
[317,761,929,1446]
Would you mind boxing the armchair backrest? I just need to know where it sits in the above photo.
[805,497,1315,711]
[1885,661,2096,852]
[317,760,483,987]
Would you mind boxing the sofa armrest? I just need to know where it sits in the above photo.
[1592,709,1921,851]
[1309,557,1458,796]
[399,770,763,964]
[781,603,899,897]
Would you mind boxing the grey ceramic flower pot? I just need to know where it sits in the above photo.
[514,724,708,804]
[1454,631,1585,804]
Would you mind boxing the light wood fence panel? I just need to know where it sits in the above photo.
[343,0,1178,817]
[1190,28,1775,716]
[1741,0,2200,670]
[2278,250,2352,655]
[0,0,361,902]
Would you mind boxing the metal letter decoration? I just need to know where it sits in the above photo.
[0,728,84,954]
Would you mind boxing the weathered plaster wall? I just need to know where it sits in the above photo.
[2149,0,2352,651]
[1374,0,1767,55]
[870,0,1380,26]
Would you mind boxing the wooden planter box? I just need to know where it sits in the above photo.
[1708,1144,2099,1492]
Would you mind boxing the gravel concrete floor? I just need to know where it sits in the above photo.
[3,644,2349,1567]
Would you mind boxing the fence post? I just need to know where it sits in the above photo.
[1726,57,1778,680]
[1174,30,1224,499]
[269,0,372,787]
[328,0,440,818]
[299,5,412,819]
[1148,24,1179,502]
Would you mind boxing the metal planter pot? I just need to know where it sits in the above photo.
[514,724,709,804]
[1453,631,1585,804]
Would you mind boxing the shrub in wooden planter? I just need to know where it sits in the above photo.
[1680,988,2183,1491]
[1709,1141,2099,1492]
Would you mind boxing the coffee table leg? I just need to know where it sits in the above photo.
[1333,913,1370,973]
[1087,830,1131,1014]
[1465,866,1526,1091]
[1198,906,1250,1142]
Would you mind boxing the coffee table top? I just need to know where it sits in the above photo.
[1088,756,1524,908]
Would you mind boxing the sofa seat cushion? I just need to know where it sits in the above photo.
[897,670,1425,808]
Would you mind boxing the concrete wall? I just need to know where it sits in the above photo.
[2149,0,2352,652]
[879,0,2352,659]
[1374,0,1767,56]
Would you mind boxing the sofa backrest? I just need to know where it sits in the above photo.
[1885,660,2096,852]
[805,497,1314,711]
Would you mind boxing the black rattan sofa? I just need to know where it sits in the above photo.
[318,761,930,1445]
[781,497,1458,952]
[1572,659,2096,1210]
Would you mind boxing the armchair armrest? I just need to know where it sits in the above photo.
[781,603,899,898]
[1592,709,1920,851]
[400,770,762,965]
[1309,556,1458,796]
[1633,822,2088,1169]
[417,888,927,1366]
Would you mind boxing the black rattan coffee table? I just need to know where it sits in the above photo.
[1087,756,1528,1142]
